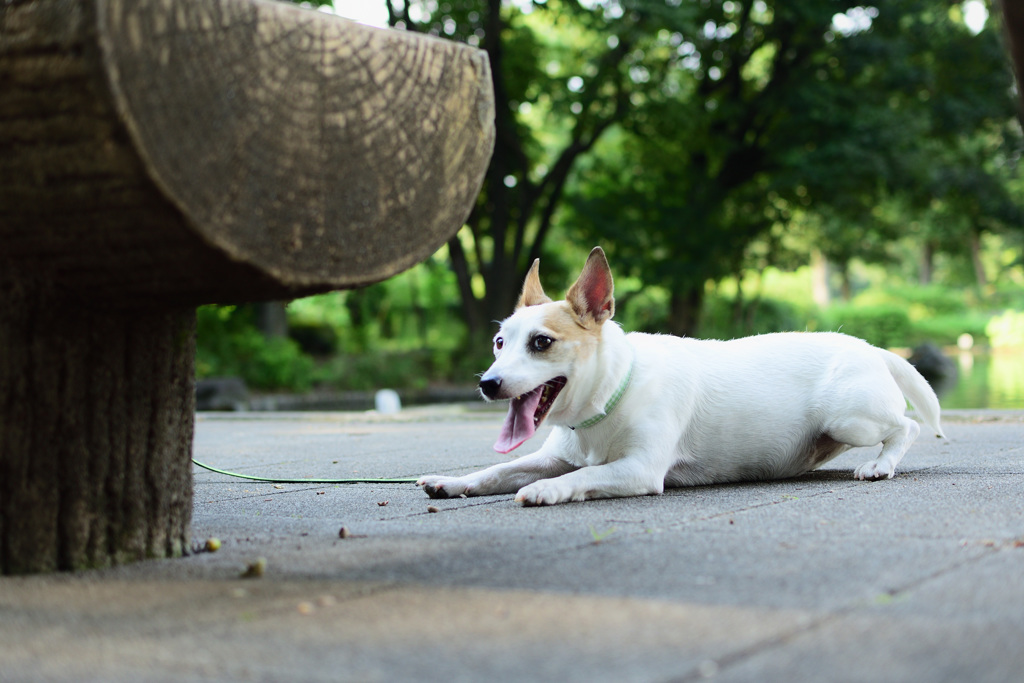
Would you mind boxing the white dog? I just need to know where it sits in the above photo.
[418,247,945,506]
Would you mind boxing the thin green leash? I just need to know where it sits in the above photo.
[191,458,419,484]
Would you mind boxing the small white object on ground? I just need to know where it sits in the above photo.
[374,389,402,414]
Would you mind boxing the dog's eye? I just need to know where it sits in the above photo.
[494,337,504,351]
[530,335,553,352]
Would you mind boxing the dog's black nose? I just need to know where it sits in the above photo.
[479,378,502,400]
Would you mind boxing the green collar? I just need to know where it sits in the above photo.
[570,354,635,430]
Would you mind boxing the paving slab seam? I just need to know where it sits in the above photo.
[535,467,949,551]
[381,470,893,524]
[349,461,1006,680]
[366,464,960,553]
[665,543,1006,682]
[350,470,963,589]
[665,611,839,682]
[619,468,945,534]
[373,493,529,521]
[669,482,868,525]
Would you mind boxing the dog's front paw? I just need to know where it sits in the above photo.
[854,460,895,481]
[515,479,577,506]
[417,475,470,499]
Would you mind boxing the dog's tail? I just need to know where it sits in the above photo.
[878,348,946,439]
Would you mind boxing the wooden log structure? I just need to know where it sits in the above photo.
[1001,0,1024,111]
[0,0,494,573]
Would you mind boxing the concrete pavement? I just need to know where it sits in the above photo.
[2,406,1023,682]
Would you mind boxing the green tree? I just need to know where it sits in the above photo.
[806,2,1022,293]
[569,1,1019,335]
[385,0,682,334]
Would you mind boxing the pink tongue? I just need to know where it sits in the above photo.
[493,386,543,453]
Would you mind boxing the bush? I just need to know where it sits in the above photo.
[985,286,1024,311]
[312,344,493,391]
[288,322,338,356]
[616,287,669,334]
[700,295,803,340]
[852,284,967,317]
[816,304,912,348]
[196,306,314,391]
[909,312,990,347]
[829,284,998,347]
[317,352,432,391]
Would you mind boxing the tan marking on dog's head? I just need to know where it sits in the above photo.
[501,247,614,364]
[539,302,602,360]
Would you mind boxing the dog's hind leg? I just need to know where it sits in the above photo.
[852,416,921,481]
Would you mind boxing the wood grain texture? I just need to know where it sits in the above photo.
[1001,1,1024,110]
[1,0,495,304]
[97,0,494,290]
[0,272,195,574]
[0,0,493,572]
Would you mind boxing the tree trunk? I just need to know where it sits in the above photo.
[0,273,195,574]
[254,302,289,339]
[837,261,853,302]
[447,234,486,337]
[810,248,830,307]
[919,240,935,285]
[668,286,704,338]
[482,246,520,329]
[969,228,988,288]
[732,279,746,330]
[1001,0,1024,112]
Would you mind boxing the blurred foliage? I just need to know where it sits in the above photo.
[196,0,1024,397]
[194,263,1020,392]
[700,295,803,340]
[816,304,913,348]
[196,306,314,391]
[196,252,493,392]
[567,0,1020,335]
[986,310,1024,348]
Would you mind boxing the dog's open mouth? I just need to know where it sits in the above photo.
[493,376,567,454]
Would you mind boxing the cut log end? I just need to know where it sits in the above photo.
[97,0,495,296]
[2,0,495,306]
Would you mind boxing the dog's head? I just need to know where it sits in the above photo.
[481,247,616,453]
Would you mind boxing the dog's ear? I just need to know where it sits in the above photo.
[566,247,614,326]
[515,259,552,309]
